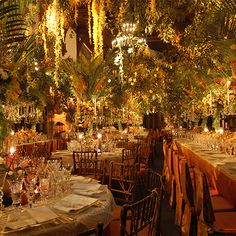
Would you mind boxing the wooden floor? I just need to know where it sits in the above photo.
[160,193,181,236]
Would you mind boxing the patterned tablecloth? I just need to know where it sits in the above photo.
[175,139,236,206]
[1,176,116,235]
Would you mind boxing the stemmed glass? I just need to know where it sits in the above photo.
[25,167,37,207]
[10,179,23,209]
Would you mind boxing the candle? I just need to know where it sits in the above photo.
[9,146,15,155]
[78,134,83,140]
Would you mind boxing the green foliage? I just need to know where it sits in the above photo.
[0,112,9,150]
[0,0,27,47]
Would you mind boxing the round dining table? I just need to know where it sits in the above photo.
[1,176,116,235]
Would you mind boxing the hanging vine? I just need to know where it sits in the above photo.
[88,0,92,43]
[41,0,65,87]
[91,0,106,56]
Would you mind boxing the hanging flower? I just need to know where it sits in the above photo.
[149,0,156,18]
[91,0,106,56]
[41,0,65,87]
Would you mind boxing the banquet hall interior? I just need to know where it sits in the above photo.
[1,0,236,235]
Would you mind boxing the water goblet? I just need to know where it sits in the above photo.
[25,168,37,207]
[10,179,22,209]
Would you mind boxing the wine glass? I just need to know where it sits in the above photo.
[10,179,22,209]
[25,167,37,207]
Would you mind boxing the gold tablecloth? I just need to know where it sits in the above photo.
[175,139,236,206]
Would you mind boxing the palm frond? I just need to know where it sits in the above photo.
[61,58,87,98]
[0,1,27,47]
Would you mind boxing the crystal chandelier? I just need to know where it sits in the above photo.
[112,23,147,83]
[112,23,147,49]
[1,102,37,123]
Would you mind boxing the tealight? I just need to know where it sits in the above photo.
[97,133,102,139]
[204,127,209,132]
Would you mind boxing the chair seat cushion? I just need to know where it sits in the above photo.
[211,196,235,212]
[214,211,236,234]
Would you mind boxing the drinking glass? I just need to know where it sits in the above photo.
[25,167,37,207]
[40,178,50,203]
[10,180,22,209]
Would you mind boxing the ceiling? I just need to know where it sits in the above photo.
[70,3,195,58]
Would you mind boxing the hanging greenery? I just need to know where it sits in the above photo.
[90,0,106,56]
[40,0,65,86]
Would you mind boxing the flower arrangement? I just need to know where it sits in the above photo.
[6,129,47,146]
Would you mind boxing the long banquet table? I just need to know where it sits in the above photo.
[1,176,115,235]
[175,139,236,206]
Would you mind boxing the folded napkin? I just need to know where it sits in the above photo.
[26,206,58,223]
[6,211,37,230]
[71,182,101,191]
[73,185,106,196]
[53,194,98,213]
[70,175,92,182]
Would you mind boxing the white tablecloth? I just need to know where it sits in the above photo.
[1,176,116,235]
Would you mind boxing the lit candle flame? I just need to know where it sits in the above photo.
[10,146,15,155]
[204,127,209,132]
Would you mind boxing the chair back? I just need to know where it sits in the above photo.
[121,148,137,166]
[120,189,162,236]
[73,151,98,176]
[109,162,139,204]
[137,141,152,168]
[179,160,197,236]
[201,173,215,226]
[147,168,164,196]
